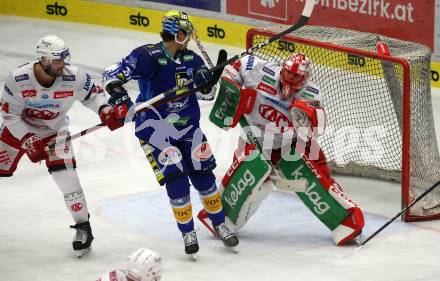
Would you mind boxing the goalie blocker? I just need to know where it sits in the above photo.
[198,77,364,246]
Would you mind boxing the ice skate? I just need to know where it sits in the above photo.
[70,220,94,258]
[214,222,239,250]
[182,230,199,260]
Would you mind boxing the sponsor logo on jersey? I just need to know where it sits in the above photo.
[83,73,92,92]
[4,85,13,96]
[25,108,59,120]
[175,72,189,95]
[305,85,319,95]
[262,66,275,76]
[21,89,36,98]
[263,96,289,111]
[183,54,194,61]
[246,56,255,70]
[149,49,161,55]
[176,66,186,70]
[15,74,29,82]
[223,67,237,79]
[54,91,74,99]
[41,94,49,99]
[62,75,75,81]
[158,146,182,166]
[46,2,68,16]
[158,58,167,65]
[191,142,213,161]
[25,100,61,109]
[259,104,292,127]
[167,116,190,126]
[129,12,149,27]
[257,82,277,96]
[186,68,193,77]
[167,97,189,113]
[262,75,276,86]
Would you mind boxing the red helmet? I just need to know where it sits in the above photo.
[280,53,311,100]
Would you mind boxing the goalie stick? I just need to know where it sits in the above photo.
[46,49,227,150]
[358,179,440,247]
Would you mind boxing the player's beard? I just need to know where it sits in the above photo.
[43,63,62,78]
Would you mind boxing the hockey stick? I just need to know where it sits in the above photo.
[47,0,314,150]
[194,35,218,94]
[202,0,315,76]
[357,179,440,247]
[46,49,228,150]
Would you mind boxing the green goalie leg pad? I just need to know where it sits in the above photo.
[221,151,271,224]
[277,150,349,231]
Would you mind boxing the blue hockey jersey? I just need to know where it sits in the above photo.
[103,42,208,141]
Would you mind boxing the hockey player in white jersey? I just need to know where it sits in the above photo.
[0,35,124,256]
[199,53,365,245]
[97,248,162,281]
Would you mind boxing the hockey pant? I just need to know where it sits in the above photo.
[0,126,89,223]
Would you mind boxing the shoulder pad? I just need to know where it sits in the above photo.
[143,44,162,56]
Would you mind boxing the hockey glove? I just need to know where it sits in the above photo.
[194,66,213,87]
[21,133,47,163]
[194,66,214,99]
[99,105,124,131]
[290,99,326,142]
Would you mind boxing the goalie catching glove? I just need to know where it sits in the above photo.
[290,99,326,142]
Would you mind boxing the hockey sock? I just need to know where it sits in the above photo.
[166,176,194,233]
[51,169,89,224]
[190,172,225,226]
[170,195,194,233]
[198,183,225,226]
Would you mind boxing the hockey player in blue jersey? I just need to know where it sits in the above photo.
[102,10,238,258]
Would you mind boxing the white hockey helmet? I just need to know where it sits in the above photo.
[36,35,71,64]
[126,248,162,281]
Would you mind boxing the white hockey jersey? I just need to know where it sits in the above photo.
[223,55,322,149]
[96,270,127,281]
[0,62,108,139]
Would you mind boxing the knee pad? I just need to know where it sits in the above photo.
[189,170,216,192]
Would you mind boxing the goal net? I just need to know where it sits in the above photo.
[246,25,440,221]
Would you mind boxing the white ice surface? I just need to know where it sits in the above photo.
[1,16,440,281]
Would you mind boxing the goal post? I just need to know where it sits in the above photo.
[246,26,440,222]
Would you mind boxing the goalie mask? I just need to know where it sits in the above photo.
[36,35,71,77]
[126,248,162,281]
[162,10,195,45]
[280,53,311,100]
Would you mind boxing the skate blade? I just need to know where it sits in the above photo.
[228,245,239,253]
[75,246,92,258]
[189,253,198,261]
